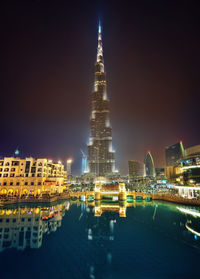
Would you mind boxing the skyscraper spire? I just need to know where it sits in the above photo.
[97,21,103,64]
[98,20,101,33]
[87,22,116,178]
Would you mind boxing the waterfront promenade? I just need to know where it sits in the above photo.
[1,190,200,206]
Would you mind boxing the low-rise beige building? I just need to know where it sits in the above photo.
[0,157,66,197]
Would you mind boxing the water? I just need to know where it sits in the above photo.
[0,200,199,279]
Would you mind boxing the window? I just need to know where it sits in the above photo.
[21,218,24,222]
[31,182,34,186]
[12,161,19,166]
[37,168,42,172]
[10,182,13,186]
[13,219,16,223]
[3,174,8,177]
[0,168,2,172]
[25,182,28,186]
[16,182,20,186]
[32,174,35,177]
[3,182,7,186]
[25,174,28,177]
[11,168,15,172]
[31,167,36,173]
[4,168,9,172]
[10,173,15,177]
[38,182,41,185]
[5,162,10,166]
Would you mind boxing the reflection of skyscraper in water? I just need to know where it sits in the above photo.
[85,205,119,278]
[0,202,70,252]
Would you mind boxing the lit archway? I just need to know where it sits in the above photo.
[1,189,7,195]
[14,189,19,196]
[8,189,14,196]
[22,189,28,195]
[36,189,41,195]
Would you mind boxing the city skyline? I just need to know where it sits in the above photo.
[1,1,200,175]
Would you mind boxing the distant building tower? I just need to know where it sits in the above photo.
[144,151,155,177]
[155,168,165,178]
[66,159,72,176]
[128,160,144,180]
[14,149,20,157]
[81,150,87,174]
[165,141,184,167]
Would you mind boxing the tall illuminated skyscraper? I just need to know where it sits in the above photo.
[165,141,185,167]
[66,159,72,176]
[87,22,115,177]
[144,151,155,178]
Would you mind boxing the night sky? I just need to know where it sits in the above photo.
[1,0,200,175]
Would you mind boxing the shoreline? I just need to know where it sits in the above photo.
[0,192,200,207]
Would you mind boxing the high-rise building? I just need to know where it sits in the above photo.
[155,168,165,178]
[176,144,200,185]
[87,22,115,177]
[81,150,87,174]
[165,141,184,167]
[128,160,144,179]
[66,159,72,176]
[144,151,155,177]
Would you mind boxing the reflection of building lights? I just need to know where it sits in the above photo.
[185,222,200,237]
[177,207,200,217]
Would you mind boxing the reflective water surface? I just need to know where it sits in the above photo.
[0,200,200,279]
